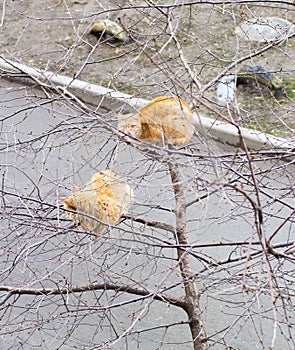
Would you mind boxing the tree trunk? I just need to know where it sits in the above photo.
[169,160,208,350]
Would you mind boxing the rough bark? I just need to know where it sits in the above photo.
[168,159,208,350]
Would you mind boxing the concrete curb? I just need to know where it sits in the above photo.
[0,57,294,153]
[196,114,293,150]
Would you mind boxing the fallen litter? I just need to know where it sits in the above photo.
[236,17,295,42]
[90,19,131,44]
[216,65,286,104]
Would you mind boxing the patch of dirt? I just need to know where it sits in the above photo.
[0,0,294,137]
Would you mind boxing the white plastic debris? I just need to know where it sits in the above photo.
[216,75,236,104]
[236,17,295,42]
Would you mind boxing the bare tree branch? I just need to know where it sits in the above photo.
[0,282,187,309]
